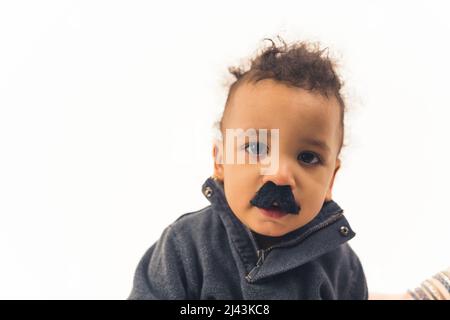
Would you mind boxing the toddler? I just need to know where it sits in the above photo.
[128,37,368,299]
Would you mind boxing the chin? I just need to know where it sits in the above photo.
[249,222,290,237]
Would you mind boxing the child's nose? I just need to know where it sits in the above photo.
[260,158,296,190]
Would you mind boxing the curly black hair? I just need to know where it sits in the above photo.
[219,35,346,155]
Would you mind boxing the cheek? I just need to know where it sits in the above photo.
[295,169,334,200]
[223,165,259,209]
[223,161,261,183]
[298,165,334,187]
[223,182,251,215]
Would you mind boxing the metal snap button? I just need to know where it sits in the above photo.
[340,226,349,236]
[204,186,213,198]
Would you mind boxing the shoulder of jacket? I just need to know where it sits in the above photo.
[165,205,222,241]
[314,243,361,270]
[151,206,213,255]
[169,205,215,232]
[172,205,212,224]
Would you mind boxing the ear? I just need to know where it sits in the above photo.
[212,140,224,181]
[325,158,341,201]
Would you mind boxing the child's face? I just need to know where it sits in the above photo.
[213,79,342,237]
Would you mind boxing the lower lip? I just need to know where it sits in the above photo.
[259,208,288,219]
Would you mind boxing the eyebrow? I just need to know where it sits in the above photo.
[300,138,331,153]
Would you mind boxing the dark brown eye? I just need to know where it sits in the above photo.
[298,151,320,165]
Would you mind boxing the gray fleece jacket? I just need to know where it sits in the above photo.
[128,176,368,300]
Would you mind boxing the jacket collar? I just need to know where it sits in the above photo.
[201,176,356,283]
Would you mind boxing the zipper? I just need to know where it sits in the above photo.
[245,210,344,281]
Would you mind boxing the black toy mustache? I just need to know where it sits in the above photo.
[249,181,301,215]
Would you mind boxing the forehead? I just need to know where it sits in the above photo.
[224,79,341,147]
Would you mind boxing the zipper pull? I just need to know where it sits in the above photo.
[256,249,266,266]
[246,249,266,282]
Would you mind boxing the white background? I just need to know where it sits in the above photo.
[1,0,449,299]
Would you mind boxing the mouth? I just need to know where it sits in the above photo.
[258,206,289,219]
